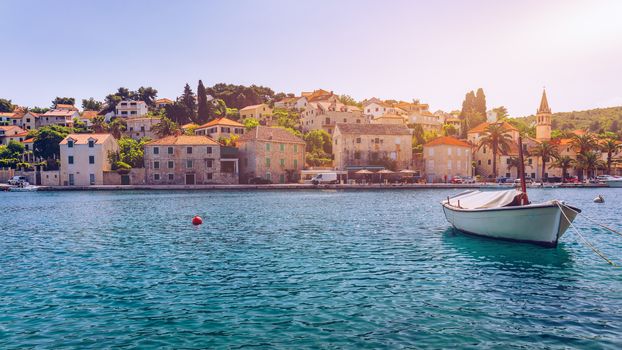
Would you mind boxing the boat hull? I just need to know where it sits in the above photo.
[442,202,579,247]
[604,180,622,188]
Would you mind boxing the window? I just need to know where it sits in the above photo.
[280,143,284,152]
[483,147,486,154]
[356,137,361,144]
[375,138,380,144]
[487,159,491,165]
[154,161,160,169]
[280,159,285,167]
[154,174,160,181]
[187,147,192,154]
[89,174,95,185]
[206,173,213,180]
[428,148,434,156]
[506,173,511,178]
[206,159,213,167]
[168,161,174,168]
[478,160,481,165]
[68,156,74,164]
[153,147,159,155]
[531,172,536,179]
[266,143,271,151]
[448,148,452,156]
[293,144,298,153]
[168,174,174,181]
[88,140,94,148]
[89,156,95,164]
[167,147,173,154]
[67,140,74,148]
[294,159,298,168]
[266,158,271,167]
[447,160,452,169]
[507,159,511,165]
[186,160,193,168]
[528,159,533,165]
[206,147,212,154]
[354,151,361,160]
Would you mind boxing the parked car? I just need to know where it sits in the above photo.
[450,176,463,184]
[565,176,579,183]
[496,177,509,183]
[461,176,476,184]
[8,176,27,185]
[311,172,338,185]
[248,177,272,184]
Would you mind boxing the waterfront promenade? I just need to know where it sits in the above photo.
[0,182,607,191]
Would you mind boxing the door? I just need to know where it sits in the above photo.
[35,171,41,185]
[121,175,130,185]
[68,174,74,186]
[185,173,195,185]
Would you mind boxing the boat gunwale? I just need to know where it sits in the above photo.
[441,201,581,213]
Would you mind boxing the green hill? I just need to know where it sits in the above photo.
[521,106,622,133]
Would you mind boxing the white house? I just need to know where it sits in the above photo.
[59,133,119,186]
[115,100,148,118]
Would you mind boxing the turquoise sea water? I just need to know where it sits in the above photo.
[1,188,622,349]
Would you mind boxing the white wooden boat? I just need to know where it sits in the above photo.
[443,136,580,247]
[442,189,580,247]
[9,183,40,192]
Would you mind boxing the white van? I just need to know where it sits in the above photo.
[311,172,338,185]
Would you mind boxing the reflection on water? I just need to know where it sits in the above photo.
[441,228,574,269]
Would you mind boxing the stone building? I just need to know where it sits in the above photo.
[144,135,238,185]
[237,126,306,184]
[332,123,413,171]
[423,136,473,182]
[194,117,245,141]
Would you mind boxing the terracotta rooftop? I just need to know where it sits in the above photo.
[424,136,471,147]
[43,109,77,117]
[60,133,114,145]
[197,117,244,129]
[147,134,219,146]
[55,104,78,111]
[238,126,305,144]
[335,123,411,135]
[81,110,99,119]
[468,121,518,134]
[155,98,174,104]
[0,125,26,133]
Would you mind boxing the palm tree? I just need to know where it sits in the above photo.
[108,118,127,139]
[477,123,513,178]
[576,151,604,180]
[570,133,597,154]
[151,116,179,138]
[550,156,575,182]
[506,157,525,179]
[600,137,621,175]
[532,141,558,181]
[91,115,108,133]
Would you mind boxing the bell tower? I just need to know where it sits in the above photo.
[535,89,552,141]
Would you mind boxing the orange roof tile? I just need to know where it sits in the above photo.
[60,133,114,145]
[23,138,34,143]
[424,136,471,147]
[147,134,219,146]
[468,121,518,134]
[196,117,244,129]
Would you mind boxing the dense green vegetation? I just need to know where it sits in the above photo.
[521,106,622,134]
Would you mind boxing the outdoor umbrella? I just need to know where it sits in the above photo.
[377,169,394,183]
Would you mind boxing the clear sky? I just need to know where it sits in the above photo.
[2,0,621,116]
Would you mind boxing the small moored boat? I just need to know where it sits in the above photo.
[442,189,580,247]
[442,136,580,247]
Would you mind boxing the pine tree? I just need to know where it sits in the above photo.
[196,80,209,125]
[180,83,197,123]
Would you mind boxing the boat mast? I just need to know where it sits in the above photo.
[517,135,529,205]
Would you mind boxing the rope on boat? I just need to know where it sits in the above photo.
[559,204,622,238]
[556,202,617,266]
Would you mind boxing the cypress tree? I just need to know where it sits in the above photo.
[197,80,209,124]
[180,83,197,123]
[475,88,487,117]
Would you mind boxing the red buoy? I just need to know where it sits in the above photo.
[192,216,203,225]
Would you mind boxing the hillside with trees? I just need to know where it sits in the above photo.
[520,106,622,134]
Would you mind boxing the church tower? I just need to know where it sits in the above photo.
[535,89,552,141]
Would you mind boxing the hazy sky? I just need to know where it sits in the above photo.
[2,0,621,116]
